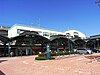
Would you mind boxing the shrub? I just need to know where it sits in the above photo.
[35,56,47,60]
[38,53,46,57]
[51,53,56,56]
[35,55,55,60]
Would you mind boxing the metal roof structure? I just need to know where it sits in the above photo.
[0,35,10,43]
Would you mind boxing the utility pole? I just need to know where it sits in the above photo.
[38,18,40,28]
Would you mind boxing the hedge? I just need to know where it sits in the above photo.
[35,56,55,60]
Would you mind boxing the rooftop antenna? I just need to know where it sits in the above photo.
[38,18,40,28]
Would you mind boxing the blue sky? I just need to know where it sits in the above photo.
[0,0,100,36]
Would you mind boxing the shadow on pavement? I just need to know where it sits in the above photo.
[0,60,8,63]
[0,71,6,75]
[85,55,100,62]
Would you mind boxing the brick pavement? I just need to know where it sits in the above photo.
[0,54,100,75]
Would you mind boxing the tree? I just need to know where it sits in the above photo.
[96,0,100,7]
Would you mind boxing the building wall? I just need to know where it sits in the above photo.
[8,24,86,39]
[64,30,86,39]
[0,26,9,37]
[8,26,18,38]
[8,24,63,39]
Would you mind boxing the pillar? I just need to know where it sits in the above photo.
[8,42,11,57]
[26,49,29,55]
[56,48,59,56]
[15,49,18,56]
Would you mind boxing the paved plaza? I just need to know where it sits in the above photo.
[0,54,100,75]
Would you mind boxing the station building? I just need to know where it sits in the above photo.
[0,24,88,56]
[8,24,86,39]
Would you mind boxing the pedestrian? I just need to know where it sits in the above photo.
[10,52,13,57]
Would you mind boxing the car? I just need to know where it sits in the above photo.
[92,49,100,53]
[76,48,92,54]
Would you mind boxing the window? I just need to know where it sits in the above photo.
[74,32,79,38]
[74,32,79,36]
[17,29,20,34]
[43,32,49,36]
[66,33,70,36]
[50,33,57,36]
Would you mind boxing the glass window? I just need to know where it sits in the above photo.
[50,33,57,36]
[74,32,79,36]
[74,32,80,38]
[66,33,70,36]
[43,32,49,36]
[17,29,20,34]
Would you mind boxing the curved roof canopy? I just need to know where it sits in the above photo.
[11,31,50,45]
[51,35,73,43]
[74,38,85,44]
[64,30,86,39]
[0,35,10,43]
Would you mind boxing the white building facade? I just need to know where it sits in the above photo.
[8,24,86,39]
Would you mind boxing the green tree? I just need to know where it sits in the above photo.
[96,0,100,7]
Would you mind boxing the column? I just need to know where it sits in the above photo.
[15,49,18,56]
[8,42,11,57]
[26,48,29,56]
[56,48,59,56]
